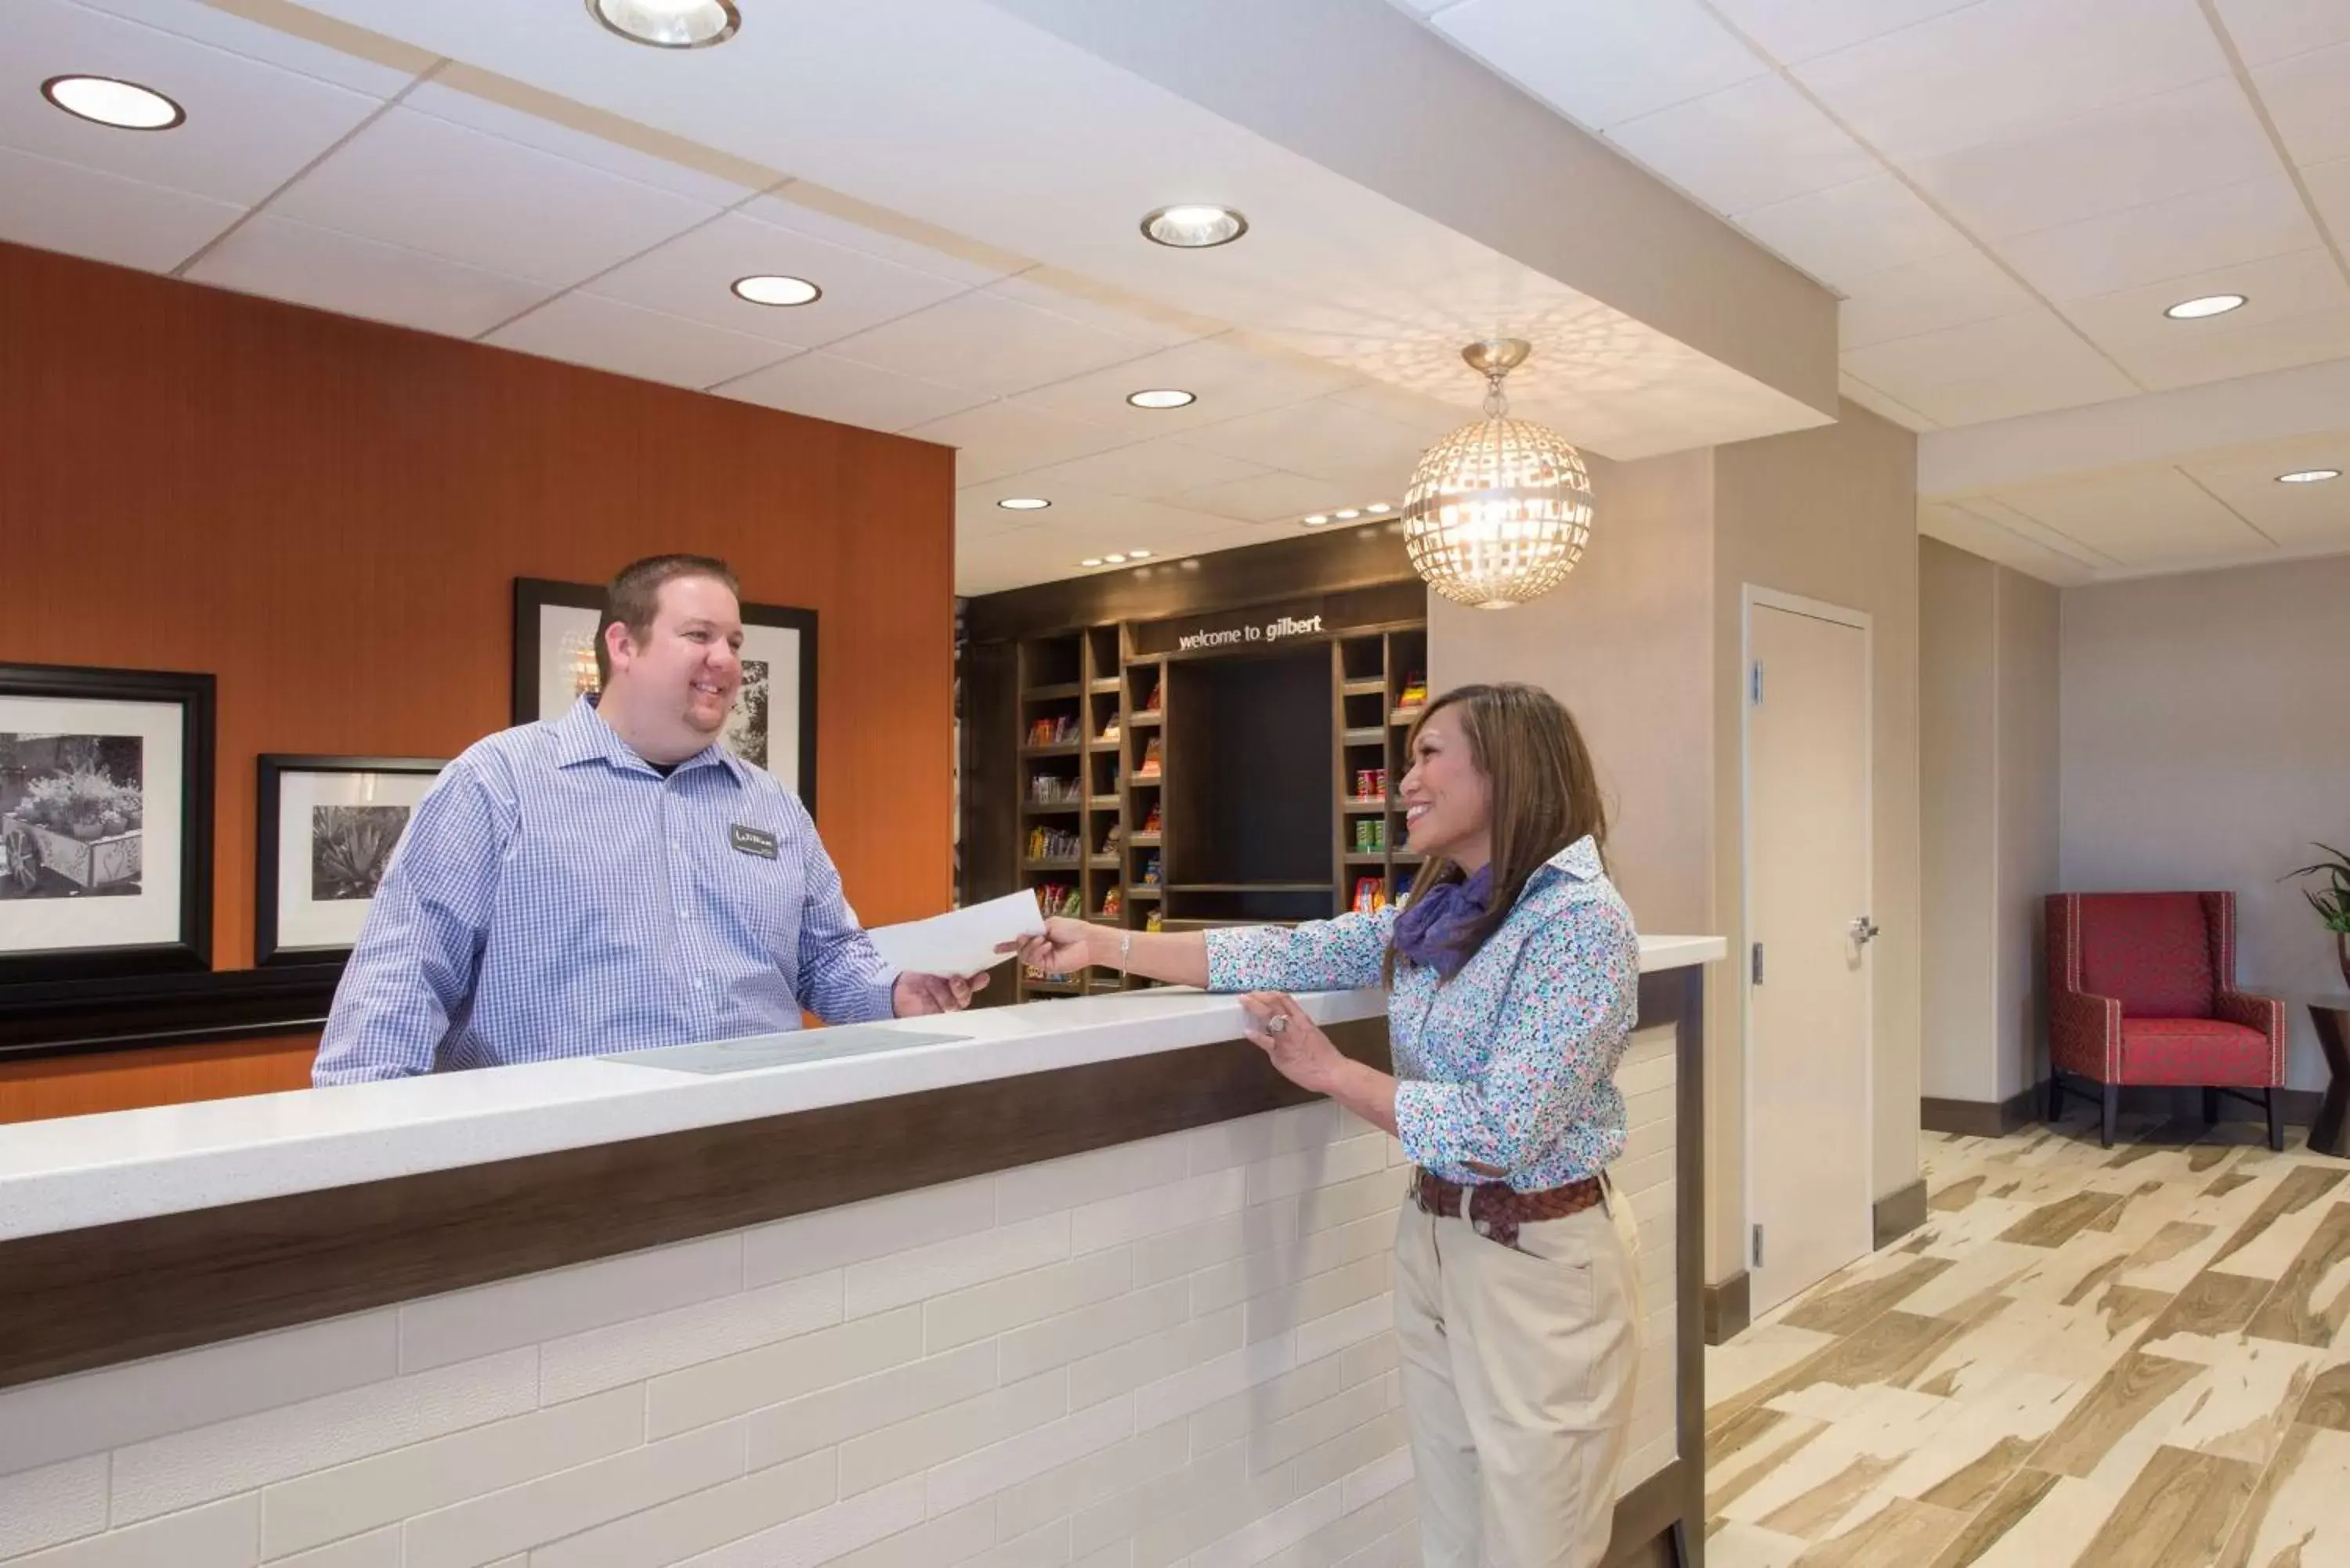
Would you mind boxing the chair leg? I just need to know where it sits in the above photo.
[2102,1084,2120,1150]
[2269,1087,2286,1153]
[2203,1087,2222,1125]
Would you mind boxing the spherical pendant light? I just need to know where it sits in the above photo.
[1401,340,1593,610]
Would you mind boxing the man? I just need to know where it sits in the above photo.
[313,554,979,1085]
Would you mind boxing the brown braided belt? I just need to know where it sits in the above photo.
[1412,1168,1604,1252]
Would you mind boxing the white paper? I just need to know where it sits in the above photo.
[866,890,1046,977]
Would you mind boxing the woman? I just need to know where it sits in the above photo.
[1014,681,1643,1568]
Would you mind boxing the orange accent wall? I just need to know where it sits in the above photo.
[0,241,956,1122]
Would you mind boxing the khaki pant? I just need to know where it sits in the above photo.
[1393,1174,1641,1568]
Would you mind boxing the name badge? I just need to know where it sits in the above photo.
[730,824,779,859]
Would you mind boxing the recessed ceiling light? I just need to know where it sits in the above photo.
[731,274,820,307]
[42,75,183,130]
[997,497,1051,511]
[1141,205,1248,249]
[2164,293,2246,320]
[1302,514,1329,526]
[1129,548,1152,559]
[1367,502,1392,514]
[1079,557,1104,568]
[1103,553,1129,564]
[1126,388,1196,410]
[2277,468,2341,483]
[588,0,739,48]
[1334,508,1361,520]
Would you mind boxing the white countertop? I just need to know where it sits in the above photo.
[0,935,1723,1243]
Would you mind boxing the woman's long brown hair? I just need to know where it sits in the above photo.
[1387,682,1609,981]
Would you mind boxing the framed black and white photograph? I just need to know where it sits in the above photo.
[0,663,213,985]
[512,576,819,807]
[255,755,445,966]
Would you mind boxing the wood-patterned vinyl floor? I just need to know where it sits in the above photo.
[1705,1115,2350,1568]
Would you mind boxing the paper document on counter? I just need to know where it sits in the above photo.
[866,890,1046,977]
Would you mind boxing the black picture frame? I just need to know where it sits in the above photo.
[511,576,820,811]
[0,662,214,986]
[255,754,448,968]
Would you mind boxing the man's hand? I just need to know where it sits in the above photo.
[892,970,990,1016]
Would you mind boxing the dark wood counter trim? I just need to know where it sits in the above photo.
[0,1020,1378,1392]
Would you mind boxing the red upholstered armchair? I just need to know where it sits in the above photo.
[2046,892,2287,1149]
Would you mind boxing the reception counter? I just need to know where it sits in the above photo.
[0,937,1721,1568]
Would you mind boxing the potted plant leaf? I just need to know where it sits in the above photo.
[2288,843,2350,991]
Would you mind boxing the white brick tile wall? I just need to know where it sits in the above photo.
[743,1179,996,1290]
[843,1216,1069,1321]
[0,1457,104,1559]
[402,1421,745,1568]
[111,1349,539,1526]
[540,1273,843,1404]
[7,1496,255,1568]
[0,1088,1683,1568]
[398,1234,741,1373]
[260,1386,642,1558]
[0,1312,396,1479]
[742,1342,998,1472]
[648,1306,926,1440]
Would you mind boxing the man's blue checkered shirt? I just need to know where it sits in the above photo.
[312,698,896,1084]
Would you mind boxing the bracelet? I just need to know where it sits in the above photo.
[1119,931,1133,968]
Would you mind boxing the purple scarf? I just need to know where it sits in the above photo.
[1393,865,1492,977]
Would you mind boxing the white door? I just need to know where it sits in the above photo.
[1746,595,1875,1317]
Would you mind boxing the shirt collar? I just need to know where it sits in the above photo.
[1537,835,1604,884]
[552,695,746,784]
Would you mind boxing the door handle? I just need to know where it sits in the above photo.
[1850,916,1881,945]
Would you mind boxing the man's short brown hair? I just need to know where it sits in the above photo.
[596,554,740,686]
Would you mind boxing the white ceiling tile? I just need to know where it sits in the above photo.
[903,402,1132,486]
[715,351,984,433]
[1705,0,1982,65]
[744,190,1024,290]
[269,107,718,288]
[2251,41,2350,167]
[1918,500,2099,583]
[1430,0,1767,131]
[954,484,1233,551]
[2307,156,2350,242]
[2110,303,2350,391]
[0,142,239,272]
[1793,0,2228,162]
[1838,248,2038,350]
[2181,440,2350,545]
[1839,307,2139,425]
[1005,334,1359,432]
[2055,247,2350,352]
[0,0,384,204]
[1017,440,1274,503]
[1998,466,2271,562]
[986,270,1215,352]
[826,291,1159,401]
[185,214,551,338]
[1172,397,1435,486]
[69,0,428,96]
[1161,471,1355,525]
[1966,495,2125,568]
[2001,174,2322,298]
[1838,373,1940,431]
[1905,76,2282,240]
[1323,381,1486,443]
[584,211,973,351]
[400,81,762,208]
[2213,0,2350,65]
[1733,173,1971,291]
[1604,74,1879,215]
[483,293,791,391]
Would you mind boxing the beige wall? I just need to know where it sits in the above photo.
[1998,565,2062,1100]
[1919,540,2062,1108]
[2062,555,2350,1091]
[1426,448,1716,935]
[1922,540,2000,1102]
[1712,403,1922,1283]
[1434,399,1923,1289]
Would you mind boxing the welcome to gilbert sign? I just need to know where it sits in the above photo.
[1126,580,1425,659]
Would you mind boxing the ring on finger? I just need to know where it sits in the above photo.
[1264,1015,1288,1036]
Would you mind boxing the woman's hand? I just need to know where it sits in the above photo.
[1003,917,1099,974]
[1240,992,1344,1093]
